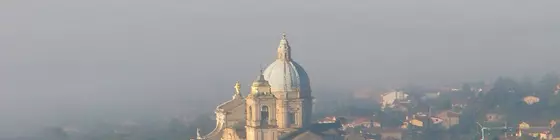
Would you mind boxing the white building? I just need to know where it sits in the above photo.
[379,91,409,109]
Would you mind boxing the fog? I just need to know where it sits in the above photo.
[1,0,560,137]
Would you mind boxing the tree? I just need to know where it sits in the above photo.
[538,72,559,95]
[432,99,452,111]
[483,77,524,113]
[378,109,405,127]
[520,76,535,95]
[549,94,560,107]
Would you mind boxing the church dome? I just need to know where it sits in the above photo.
[263,59,310,92]
[262,33,311,93]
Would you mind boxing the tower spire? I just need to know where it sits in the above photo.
[277,32,291,61]
[259,64,264,74]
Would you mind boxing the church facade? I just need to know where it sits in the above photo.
[196,34,343,140]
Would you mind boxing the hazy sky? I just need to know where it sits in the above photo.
[1,0,560,136]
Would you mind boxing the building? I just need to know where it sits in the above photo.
[199,33,343,140]
[523,95,540,105]
[515,120,557,139]
[434,110,460,129]
[379,91,410,110]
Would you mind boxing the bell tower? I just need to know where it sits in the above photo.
[245,72,279,140]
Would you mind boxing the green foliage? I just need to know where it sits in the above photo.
[549,94,560,107]
[480,77,526,118]
[433,99,452,111]
[446,74,558,139]
[467,74,560,128]
[538,72,560,95]
[377,109,406,127]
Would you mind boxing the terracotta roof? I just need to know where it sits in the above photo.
[318,116,337,123]
[447,111,461,117]
[436,110,461,118]
[351,117,371,124]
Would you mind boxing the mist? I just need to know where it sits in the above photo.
[1,0,560,137]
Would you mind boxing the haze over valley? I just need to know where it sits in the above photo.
[1,0,560,139]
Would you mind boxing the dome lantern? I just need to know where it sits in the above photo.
[277,32,291,61]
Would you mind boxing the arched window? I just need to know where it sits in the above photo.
[289,112,296,125]
[261,106,269,125]
[248,106,252,120]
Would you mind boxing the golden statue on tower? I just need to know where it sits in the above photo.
[234,81,241,95]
